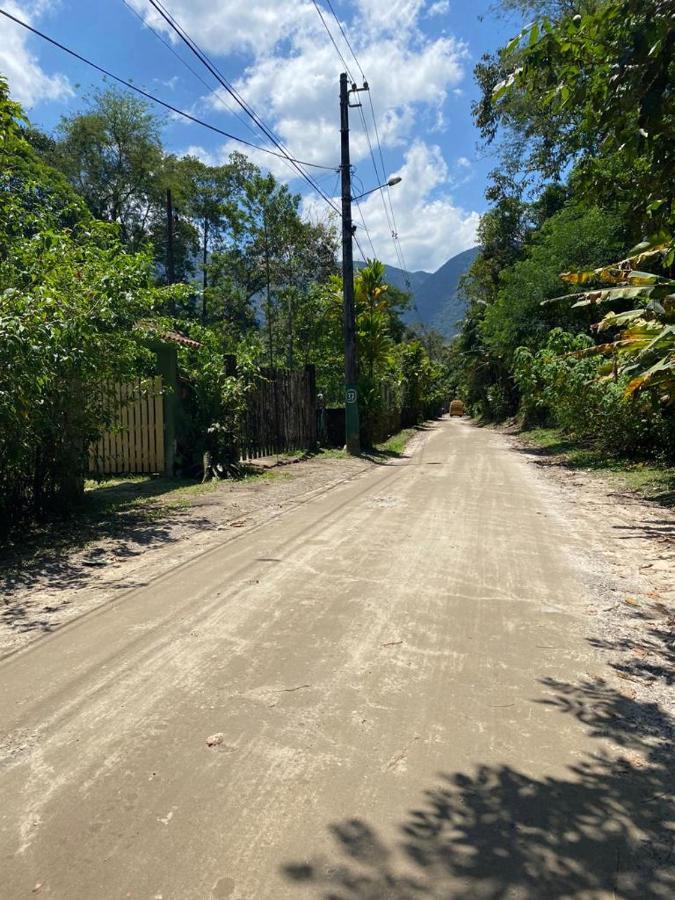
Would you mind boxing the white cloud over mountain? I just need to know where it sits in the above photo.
[303,140,479,272]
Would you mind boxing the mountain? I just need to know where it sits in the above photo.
[356,246,479,338]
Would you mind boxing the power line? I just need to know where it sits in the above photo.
[144,0,301,161]
[357,104,402,261]
[310,2,389,267]
[144,0,340,214]
[0,7,335,172]
[325,0,365,81]
[352,196,377,259]
[120,0,276,150]
[353,232,368,264]
[321,2,411,284]
[311,0,353,80]
[368,90,411,282]
[311,2,410,280]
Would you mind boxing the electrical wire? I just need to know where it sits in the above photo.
[353,232,368,264]
[0,7,336,172]
[368,90,412,285]
[312,2,410,281]
[143,0,340,214]
[352,196,377,259]
[325,0,365,80]
[309,1,388,267]
[311,0,353,80]
[120,0,279,150]
[357,103,401,259]
[321,2,411,285]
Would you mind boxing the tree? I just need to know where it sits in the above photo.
[483,0,675,232]
[171,153,249,316]
[0,78,184,530]
[482,203,624,365]
[292,277,344,403]
[554,236,675,399]
[356,260,395,387]
[207,166,337,354]
[52,88,166,251]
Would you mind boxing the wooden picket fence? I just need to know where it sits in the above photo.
[89,377,165,475]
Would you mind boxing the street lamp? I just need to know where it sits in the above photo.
[351,176,402,202]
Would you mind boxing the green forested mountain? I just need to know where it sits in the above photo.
[357,246,479,337]
[413,247,480,336]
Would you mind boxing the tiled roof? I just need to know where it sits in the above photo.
[159,330,201,349]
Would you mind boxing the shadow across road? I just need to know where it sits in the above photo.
[0,477,213,638]
[282,677,674,898]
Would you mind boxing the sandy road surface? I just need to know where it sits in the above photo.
[0,419,672,899]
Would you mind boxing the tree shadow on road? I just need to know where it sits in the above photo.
[0,477,215,637]
[282,677,674,898]
[589,604,675,688]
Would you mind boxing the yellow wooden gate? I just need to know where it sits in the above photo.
[89,377,165,475]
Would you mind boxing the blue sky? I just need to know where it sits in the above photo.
[1,0,519,272]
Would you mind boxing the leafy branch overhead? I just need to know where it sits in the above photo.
[483,0,674,230]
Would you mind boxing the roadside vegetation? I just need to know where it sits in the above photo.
[448,0,674,472]
[0,79,453,536]
[516,428,675,505]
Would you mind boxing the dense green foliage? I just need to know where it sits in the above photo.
[1,81,453,529]
[0,80,185,529]
[264,261,453,440]
[452,0,674,462]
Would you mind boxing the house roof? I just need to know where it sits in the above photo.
[160,330,201,349]
[136,321,201,349]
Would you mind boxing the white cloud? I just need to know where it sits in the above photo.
[356,0,427,34]
[153,74,179,91]
[212,31,466,169]
[304,140,479,272]
[137,1,474,270]
[427,0,450,16]
[3,0,476,272]
[126,0,315,56]
[129,0,466,170]
[0,1,72,107]
[179,144,223,166]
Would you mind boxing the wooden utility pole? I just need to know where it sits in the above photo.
[340,72,360,454]
[202,217,208,322]
[166,188,175,285]
[263,208,274,370]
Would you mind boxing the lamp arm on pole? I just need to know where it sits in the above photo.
[351,176,402,202]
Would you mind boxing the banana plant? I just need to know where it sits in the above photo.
[549,235,675,399]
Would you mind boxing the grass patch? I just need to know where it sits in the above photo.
[373,427,418,457]
[518,427,675,505]
[314,447,347,459]
[312,423,427,462]
[275,449,308,460]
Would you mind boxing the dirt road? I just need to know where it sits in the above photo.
[1,419,672,898]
